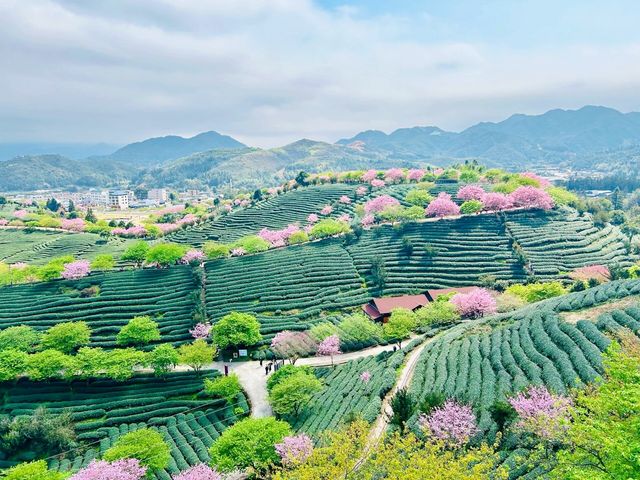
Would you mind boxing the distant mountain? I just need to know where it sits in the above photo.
[137,139,406,189]
[0,155,134,192]
[338,105,640,168]
[95,131,246,167]
[0,142,120,162]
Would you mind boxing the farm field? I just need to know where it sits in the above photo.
[0,370,249,479]
[0,265,198,347]
[0,228,133,265]
[407,278,640,437]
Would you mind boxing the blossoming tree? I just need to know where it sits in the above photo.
[61,260,90,280]
[317,334,341,366]
[509,186,554,210]
[450,288,497,318]
[425,192,460,217]
[275,434,314,467]
[419,399,478,446]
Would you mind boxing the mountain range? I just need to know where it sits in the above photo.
[2,105,640,192]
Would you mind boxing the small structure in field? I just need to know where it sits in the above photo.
[362,287,477,322]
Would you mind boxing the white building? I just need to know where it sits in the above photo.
[148,188,168,203]
[108,190,130,210]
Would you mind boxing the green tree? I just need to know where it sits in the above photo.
[145,243,187,267]
[90,254,115,271]
[116,315,161,346]
[204,373,242,403]
[26,350,73,381]
[0,349,29,382]
[268,371,322,416]
[178,339,217,373]
[295,171,309,186]
[2,460,68,480]
[37,256,73,281]
[148,344,179,376]
[41,321,90,353]
[551,333,640,480]
[460,199,483,214]
[121,241,150,266]
[390,387,415,433]
[310,219,350,238]
[104,428,170,471]
[415,300,460,327]
[0,325,41,352]
[405,189,433,207]
[85,208,97,223]
[203,241,230,259]
[232,235,270,253]
[338,314,383,343]
[266,364,314,392]
[209,417,292,473]
[100,348,148,381]
[211,312,262,349]
[45,198,60,212]
[370,256,387,291]
[383,308,416,347]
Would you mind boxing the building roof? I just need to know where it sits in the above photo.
[371,294,429,315]
[425,287,477,301]
[362,303,382,319]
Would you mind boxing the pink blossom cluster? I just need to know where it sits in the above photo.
[61,260,91,280]
[339,195,352,204]
[451,288,496,318]
[307,213,319,223]
[508,385,572,440]
[112,226,148,237]
[267,187,281,196]
[13,209,28,219]
[0,219,7,226]
[425,192,460,217]
[258,224,301,247]
[271,331,317,359]
[181,249,206,265]
[177,214,198,225]
[159,205,185,215]
[385,168,405,182]
[360,371,371,383]
[303,224,313,234]
[407,169,425,181]
[457,185,486,201]
[338,214,352,223]
[69,459,146,480]
[361,169,378,182]
[370,179,386,188]
[481,192,513,211]
[317,334,341,357]
[189,322,212,339]
[172,464,222,480]
[360,214,375,227]
[569,264,611,283]
[355,186,368,196]
[275,434,314,467]
[239,199,250,207]
[62,218,86,232]
[364,195,400,214]
[521,172,552,188]
[320,205,333,215]
[433,167,444,176]
[509,186,554,210]
[230,247,246,256]
[223,204,233,212]
[156,223,180,234]
[420,400,478,446]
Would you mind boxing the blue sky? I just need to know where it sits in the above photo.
[0,0,639,147]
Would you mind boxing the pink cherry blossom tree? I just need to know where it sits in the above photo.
[172,464,222,480]
[0,219,8,226]
[481,192,513,211]
[384,168,405,183]
[521,172,552,188]
[62,218,86,232]
[457,185,486,201]
[360,371,371,383]
[425,192,460,217]
[360,214,375,228]
[338,214,352,223]
[451,288,497,318]
[355,186,368,196]
[320,205,333,215]
[275,434,314,467]
[419,399,478,447]
[271,331,317,364]
[569,264,611,283]
[509,186,554,210]
[370,179,386,188]
[307,213,319,223]
[70,459,147,480]
[364,195,400,214]
[317,334,341,366]
[181,250,206,265]
[508,385,572,440]
[361,169,378,182]
[339,195,352,204]
[13,209,28,219]
[61,260,91,280]
[407,169,425,181]
[189,322,212,340]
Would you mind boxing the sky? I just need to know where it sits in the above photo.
[1,0,640,148]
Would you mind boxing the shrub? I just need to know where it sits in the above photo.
[203,241,231,259]
[415,300,460,326]
[310,219,350,238]
[288,230,309,244]
[0,325,41,352]
[2,460,67,480]
[460,200,483,214]
[338,314,383,343]
[116,315,161,346]
[232,235,270,253]
[104,428,171,471]
[90,254,115,271]
[204,374,242,403]
[26,350,74,380]
[0,349,28,381]
[267,365,314,392]
[405,189,433,207]
[121,241,150,266]
[41,321,90,353]
[145,243,187,267]
[506,282,567,303]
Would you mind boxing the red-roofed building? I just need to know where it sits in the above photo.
[362,287,477,322]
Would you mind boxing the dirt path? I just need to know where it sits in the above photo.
[560,295,640,323]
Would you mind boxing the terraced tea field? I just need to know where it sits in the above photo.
[204,241,369,339]
[0,371,249,479]
[346,214,527,294]
[505,209,631,280]
[0,229,132,265]
[408,278,640,436]
[0,266,197,347]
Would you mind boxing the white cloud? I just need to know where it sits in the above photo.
[0,0,639,147]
